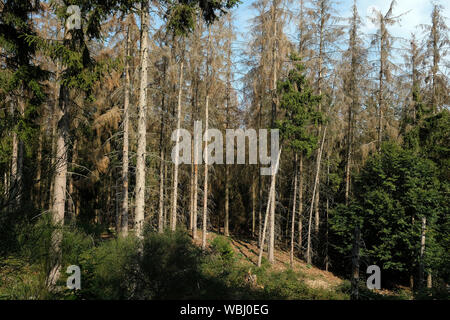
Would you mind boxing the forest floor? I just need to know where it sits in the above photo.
[193,230,412,299]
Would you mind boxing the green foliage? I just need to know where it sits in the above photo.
[164,0,241,35]
[76,236,140,300]
[276,54,322,156]
[209,235,235,263]
[331,141,447,286]
[138,229,204,299]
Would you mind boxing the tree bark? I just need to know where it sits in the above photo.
[202,95,209,250]
[170,61,184,231]
[306,126,327,265]
[121,22,131,236]
[258,147,282,267]
[134,3,150,238]
[298,153,303,255]
[290,154,298,267]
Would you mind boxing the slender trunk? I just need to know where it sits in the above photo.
[68,139,77,222]
[268,175,276,263]
[170,61,184,231]
[325,153,330,271]
[49,63,61,211]
[202,95,209,250]
[268,1,278,264]
[192,161,199,239]
[378,21,386,150]
[306,127,327,265]
[224,165,230,236]
[258,148,282,267]
[298,153,303,255]
[134,4,150,238]
[189,128,194,231]
[48,83,69,287]
[419,216,426,288]
[10,126,18,202]
[290,154,298,267]
[252,178,256,237]
[36,130,43,207]
[121,23,131,236]
[345,100,353,205]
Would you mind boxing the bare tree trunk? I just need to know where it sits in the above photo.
[48,83,69,287]
[134,3,150,238]
[121,23,131,236]
[35,129,43,207]
[419,216,426,288]
[192,161,199,239]
[68,139,78,222]
[202,95,209,250]
[170,61,184,231]
[11,98,24,206]
[49,62,61,211]
[189,130,194,231]
[268,0,279,265]
[290,154,298,267]
[306,127,327,265]
[298,153,303,255]
[258,147,282,267]
[252,178,256,237]
[224,165,230,236]
[325,154,330,271]
[268,176,276,263]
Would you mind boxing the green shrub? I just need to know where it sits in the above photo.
[76,236,140,299]
[138,229,204,299]
[209,236,235,263]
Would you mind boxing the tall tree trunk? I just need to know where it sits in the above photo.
[298,153,303,255]
[121,22,131,236]
[419,216,427,288]
[378,20,386,150]
[192,161,199,239]
[202,95,209,250]
[68,139,78,222]
[224,165,230,236]
[325,153,330,271]
[306,126,327,265]
[290,154,298,267]
[134,3,150,238]
[170,61,184,231]
[49,62,61,211]
[268,0,279,264]
[48,83,69,287]
[252,178,256,237]
[35,129,43,207]
[258,147,282,267]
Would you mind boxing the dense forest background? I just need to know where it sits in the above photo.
[0,0,448,300]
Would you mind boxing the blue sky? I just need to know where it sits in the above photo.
[229,0,449,100]
[232,0,449,42]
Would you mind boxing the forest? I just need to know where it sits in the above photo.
[0,0,449,301]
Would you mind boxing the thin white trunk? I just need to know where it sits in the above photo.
[290,155,298,267]
[306,126,327,265]
[419,216,427,287]
[171,61,184,231]
[202,95,209,250]
[298,154,303,255]
[48,84,69,287]
[134,4,150,238]
[121,22,131,236]
[257,147,282,267]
